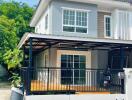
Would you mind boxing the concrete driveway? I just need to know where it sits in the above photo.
[0,89,11,100]
[0,82,11,100]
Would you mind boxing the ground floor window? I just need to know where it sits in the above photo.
[61,54,86,85]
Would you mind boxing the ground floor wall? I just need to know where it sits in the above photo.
[91,50,108,69]
[33,48,108,86]
[34,48,108,69]
[34,48,58,68]
[56,50,91,68]
[25,94,126,100]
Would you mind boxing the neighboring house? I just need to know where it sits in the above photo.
[18,0,132,99]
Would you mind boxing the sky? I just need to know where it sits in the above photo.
[6,0,40,7]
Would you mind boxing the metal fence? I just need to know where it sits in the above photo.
[20,67,124,95]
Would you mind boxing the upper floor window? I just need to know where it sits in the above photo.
[63,9,88,33]
[45,14,48,30]
[104,15,111,37]
[35,27,38,33]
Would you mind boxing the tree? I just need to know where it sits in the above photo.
[3,48,23,87]
[0,1,34,82]
[0,1,34,38]
[3,48,23,70]
[0,15,18,63]
[0,1,34,65]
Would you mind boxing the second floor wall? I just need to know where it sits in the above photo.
[34,0,132,40]
[35,0,98,38]
[51,0,97,38]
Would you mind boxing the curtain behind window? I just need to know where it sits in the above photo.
[112,10,132,40]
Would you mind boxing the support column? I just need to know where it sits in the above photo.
[27,38,33,95]
[120,47,125,93]
[120,47,125,68]
[22,45,25,67]
[21,45,25,95]
[124,68,132,100]
[29,38,33,68]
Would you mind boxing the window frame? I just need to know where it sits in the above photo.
[61,54,86,85]
[35,27,38,33]
[45,14,48,30]
[104,15,112,38]
[62,7,89,34]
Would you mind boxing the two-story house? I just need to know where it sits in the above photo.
[19,0,132,99]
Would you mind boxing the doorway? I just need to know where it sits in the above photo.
[61,54,86,85]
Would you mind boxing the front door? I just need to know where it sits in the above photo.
[61,54,86,85]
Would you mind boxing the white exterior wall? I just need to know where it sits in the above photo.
[34,48,57,68]
[34,48,108,72]
[34,49,108,86]
[112,9,132,40]
[26,94,125,100]
[35,4,52,34]
[124,68,132,100]
[34,49,49,68]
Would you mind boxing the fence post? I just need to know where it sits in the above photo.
[124,68,132,100]
[121,78,124,94]
[47,68,50,92]
[26,38,33,95]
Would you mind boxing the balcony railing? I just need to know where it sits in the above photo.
[20,67,124,95]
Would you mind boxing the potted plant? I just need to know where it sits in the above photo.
[9,73,24,100]
[3,48,23,100]
[10,73,21,88]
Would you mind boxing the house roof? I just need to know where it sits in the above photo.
[30,0,51,27]
[30,0,132,27]
[18,33,132,53]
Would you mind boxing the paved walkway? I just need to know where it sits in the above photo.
[0,89,11,100]
[0,82,11,100]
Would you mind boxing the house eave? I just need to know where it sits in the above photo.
[67,0,132,11]
[30,0,51,27]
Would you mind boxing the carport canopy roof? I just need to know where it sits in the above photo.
[18,33,132,52]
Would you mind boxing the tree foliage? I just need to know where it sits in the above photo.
[0,1,34,38]
[0,1,34,69]
[0,15,18,62]
[9,73,21,87]
[3,48,23,70]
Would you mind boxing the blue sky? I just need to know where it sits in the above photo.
[6,0,39,7]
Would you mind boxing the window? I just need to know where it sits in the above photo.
[63,9,88,33]
[104,15,111,37]
[61,54,86,85]
[45,14,48,30]
[76,11,88,33]
[35,27,38,33]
